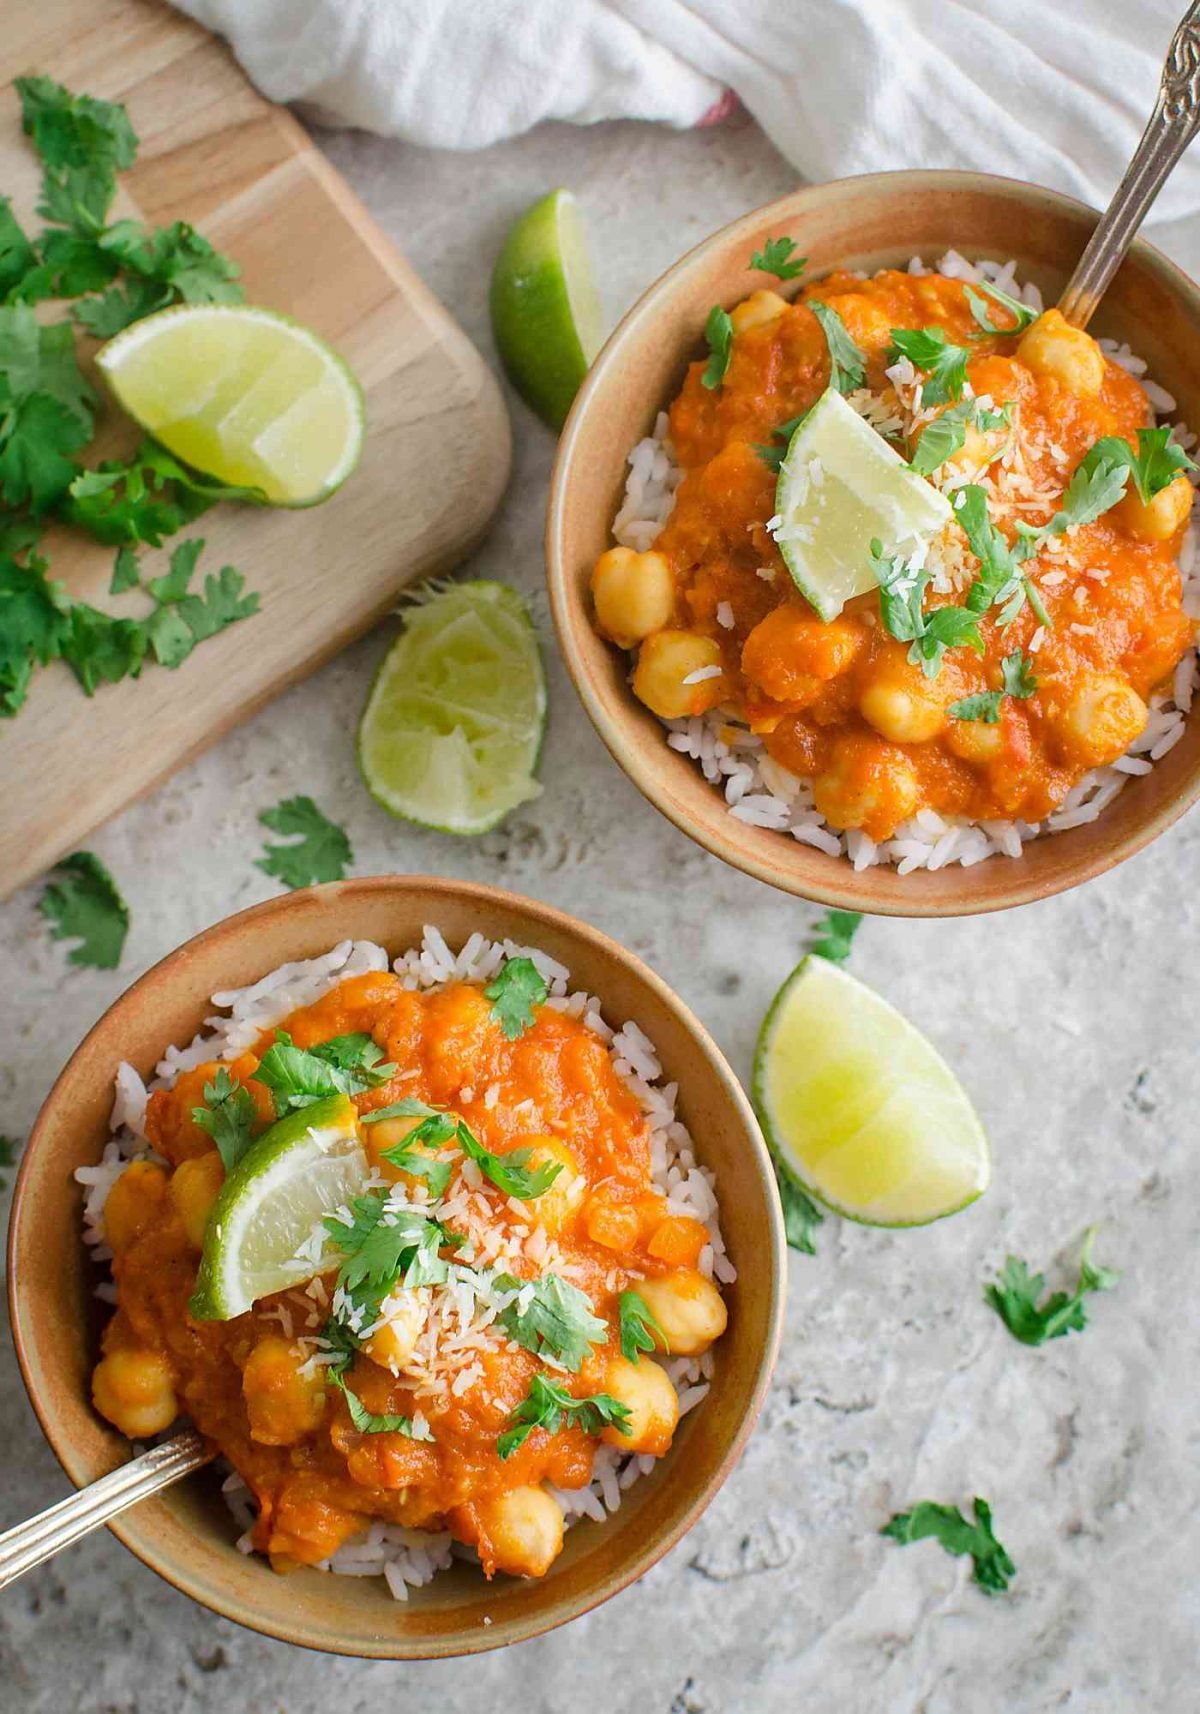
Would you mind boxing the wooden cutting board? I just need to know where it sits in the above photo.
[0,0,512,898]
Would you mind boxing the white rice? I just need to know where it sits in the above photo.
[613,252,1200,872]
[78,929,732,1597]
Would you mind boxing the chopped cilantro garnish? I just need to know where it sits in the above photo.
[456,1118,562,1201]
[323,1191,453,1306]
[964,278,1037,337]
[984,1227,1118,1346]
[39,850,129,969]
[701,304,733,390]
[618,1288,666,1362]
[888,325,970,407]
[256,796,353,890]
[191,1068,258,1172]
[484,955,549,1039]
[1064,426,1195,509]
[882,1497,1015,1594]
[497,1272,608,1372]
[749,236,806,281]
[948,689,1002,725]
[949,649,1037,725]
[255,1028,394,1115]
[497,1372,632,1460]
[752,411,808,472]
[775,1162,824,1255]
[810,909,862,965]
[1001,648,1037,700]
[339,1380,433,1440]
[908,399,1012,478]
[810,300,866,395]
[869,539,982,679]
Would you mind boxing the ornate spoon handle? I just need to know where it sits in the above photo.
[1060,2,1200,328]
[0,1429,211,1593]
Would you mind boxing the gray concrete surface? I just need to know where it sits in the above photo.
[2,107,1198,1714]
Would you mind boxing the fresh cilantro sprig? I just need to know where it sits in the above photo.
[323,1192,453,1305]
[775,1163,824,1255]
[964,278,1037,337]
[0,525,71,714]
[810,300,866,395]
[949,649,1037,724]
[752,411,808,472]
[882,1497,1015,1594]
[255,1028,395,1114]
[749,236,806,282]
[38,850,129,969]
[953,487,1048,630]
[192,1068,258,1172]
[888,326,971,407]
[618,1289,666,1362]
[0,305,96,513]
[73,220,242,337]
[810,909,862,965]
[869,539,983,679]
[1062,426,1195,510]
[701,304,733,390]
[15,75,136,239]
[497,1372,632,1460]
[364,1099,561,1202]
[485,955,548,1039]
[339,1381,434,1440]
[497,1272,608,1371]
[63,440,264,547]
[909,399,1012,478]
[984,1227,1118,1346]
[256,797,353,889]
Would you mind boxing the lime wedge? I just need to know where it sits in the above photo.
[358,580,545,835]
[489,189,603,430]
[772,388,952,621]
[96,304,364,506]
[190,1095,366,1320]
[752,957,989,1227]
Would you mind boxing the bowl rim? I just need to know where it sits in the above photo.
[7,873,786,1658]
[545,167,1200,917]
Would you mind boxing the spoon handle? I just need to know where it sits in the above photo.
[0,1429,211,1593]
[1060,2,1200,328]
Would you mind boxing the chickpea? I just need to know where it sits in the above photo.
[812,731,919,839]
[1050,672,1148,767]
[730,289,789,335]
[520,1136,585,1234]
[601,1354,680,1456]
[92,1348,177,1439]
[632,630,727,720]
[475,1485,565,1579]
[944,712,1005,765]
[636,1269,728,1357]
[242,1335,326,1446]
[362,1290,427,1376]
[1115,473,1194,543]
[102,1159,170,1253]
[859,652,951,743]
[1017,309,1105,396]
[169,1151,224,1250]
[591,546,675,649]
[741,606,863,703]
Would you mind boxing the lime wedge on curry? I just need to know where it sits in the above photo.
[752,956,989,1227]
[96,304,364,506]
[357,580,546,835]
[490,188,603,429]
[190,1094,366,1320]
[772,388,952,621]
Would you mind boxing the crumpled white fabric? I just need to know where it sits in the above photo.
[175,0,1200,271]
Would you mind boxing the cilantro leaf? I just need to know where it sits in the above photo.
[192,1068,258,1172]
[361,1098,444,1123]
[309,1033,395,1078]
[908,400,975,476]
[455,1117,562,1201]
[882,1497,1015,1594]
[869,538,981,678]
[256,796,353,890]
[255,1027,392,1114]
[775,1163,824,1255]
[984,1227,1118,1346]
[618,1289,666,1362]
[64,440,262,547]
[1064,426,1195,509]
[316,1314,361,1380]
[339,1381,433,1439]
[948,689,1002,724]
[76,220,243,334]
[484,955,548,1039]
[810,300,866,395]
[749,236,806,281]
[888,326,970,407]
[60,602,147,693]
[810,909,862,965]
[38,850,129,969]
[379,1139,455,1200]
[964,279,1037,337]
[497,1372,632,1460]
[0,198,38,300]
[497,1272,608,1372]
[323,1191,452,1305]
[0,1134,19,1190]
[16,75,136,235]
[1001,648,1037,699]
[0,392,88,513]
[110,546,140,594]
[752,410,808,472]
[0,533,71,715]
[701,304,733,390]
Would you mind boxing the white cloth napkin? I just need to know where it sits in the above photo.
[176,0,1200,273]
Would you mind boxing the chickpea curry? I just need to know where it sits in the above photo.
[591,258,1197,841]
[91,960,727,1582]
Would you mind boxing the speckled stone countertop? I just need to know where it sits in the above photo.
[2,108,1197,1714]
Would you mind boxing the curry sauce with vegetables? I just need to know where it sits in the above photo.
[91,962,727,1581]
[592,259,1196,840]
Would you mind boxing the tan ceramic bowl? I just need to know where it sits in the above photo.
[8,877,783,1657]
[547,171,1200,915]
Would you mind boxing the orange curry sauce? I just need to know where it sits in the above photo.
[600,271,1195,839]
[92,971,723,1579]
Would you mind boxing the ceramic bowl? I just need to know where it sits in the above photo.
[546,170,1200,916]
[8,877,784,1657]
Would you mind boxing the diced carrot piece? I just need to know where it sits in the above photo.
[584,1197,640,1252]
[646,1214,707,1267]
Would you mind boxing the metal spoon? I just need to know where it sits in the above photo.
[1059,1,1200,327]
[5,7,1200,1603]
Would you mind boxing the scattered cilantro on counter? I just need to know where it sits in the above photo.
[38,850,129,969]
[485,955,548,1039]
[810,909,862,966]
[985,1227,1118,1346]
[256,797,353,889]
[882,1497,1015,1593]
[64,440,263,547]
[497,1372,631,1460]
